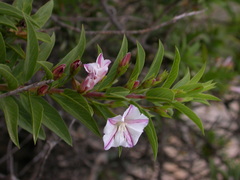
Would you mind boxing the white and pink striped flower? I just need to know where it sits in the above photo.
[81,53,111,92]
[103,105,149,150]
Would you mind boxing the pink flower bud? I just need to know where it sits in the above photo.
[52,64,66,80]
[37,85,49,96]
[132,80,140,89]
[120,52,131,67]
[70,60,82,75]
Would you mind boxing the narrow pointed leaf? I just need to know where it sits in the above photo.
[0,32,6,63]
[51,90,100,136]
[142,40,164,82]
[28,94,43,144]
[0,64,18,89]
[14,97,46,140]
[97,36,128,90]
[171,102,204,134]
[24,17,39,81]
[162,47,181,88]
[57,26,85,67]
[127,42,145,89]
[38,33,55,62]
[37,61,53,79]
[172,69,190,89]
[32,0,54,28]
[13,0,33,15]
[34,96,72,145]
[189,62,206,84]
[0,96,19,148]
[6,43,25,59]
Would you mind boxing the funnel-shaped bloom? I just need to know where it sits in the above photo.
[103,105,149,150]
[81,53,111,92]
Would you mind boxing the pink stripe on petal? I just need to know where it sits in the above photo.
[104,128,118,150]
[97,53,103,66]
[126,119,149,124]
[124,127,134,147]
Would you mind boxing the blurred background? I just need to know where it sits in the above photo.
[1,0,240,179]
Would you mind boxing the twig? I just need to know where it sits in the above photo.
[52,9,206,35]
[0,80,54,99]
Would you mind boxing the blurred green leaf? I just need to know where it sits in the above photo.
[92,102,115,119]
[142,40,164,82]
[38,33,55,62]
[189,62,206,84]
[28,94,43,144]
[0,64,18,90]
[171,101,204,134]
[51,90,101,136]
[32,0,54,28]
[162,47,181,88]
[127,42,145,89]
[6,43,25,59]
[37,61,53,79]
[24,16,39,82]
[0,15,18,30]
[0,96,20,148]
[0,2,23,19]
[172,69,190,89]
[13,0,33,15]
[0,32,6,63]
[146,87,175,102]
[106,87,130,97]
[97,35,128,90]
[35,31,52,43]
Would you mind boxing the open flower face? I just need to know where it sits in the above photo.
[81,53,111,92]
[103,105,149,150]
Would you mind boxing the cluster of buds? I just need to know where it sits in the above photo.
[117,52,131,76]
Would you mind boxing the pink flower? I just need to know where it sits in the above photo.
[103,105,149,150]
[81,53,111,92]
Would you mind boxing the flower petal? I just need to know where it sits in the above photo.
[103,121,118,150]
[123,105,145,120]
[125,125,144,146]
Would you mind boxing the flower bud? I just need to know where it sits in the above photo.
[70,60,82,76]
[132,80,140,90]
[52,64,66,80]
[37,85,49,96]
[71,78,81,91]
[120,52,131,67]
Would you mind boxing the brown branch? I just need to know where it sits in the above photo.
[52,9,206,35]
[0,80,54,99]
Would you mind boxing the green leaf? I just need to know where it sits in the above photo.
[28,94,43,144]
[24,16,39,81]
[162,47,181,88]
[97,35,128,90]
[97,44,103,54]
[189,62,206,84]
[35,31,51,43]
[172,69,190,89]
[34,96,72,145]
[127,42,145,89]
[57,26,85,67]
[0,15,18,30]
[51,90,101,136]
[13,0,33,15]
[171,102,204,134]
[6,43,25,59]
[37,61,53,79]
[91,102,115,119]
[38,33,55,62]
[142,40,164,82]
[145,117,158,159]
[191,93,221,101]
[0,2,23,19]
[0,32,6,63]
[0,64,18,89]
[14,97,46,140]
[0,96,19,148]
[146,87,175,102]
[32,0,54,28]
[106,87,130,97]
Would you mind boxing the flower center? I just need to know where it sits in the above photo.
[117,122,126,132]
